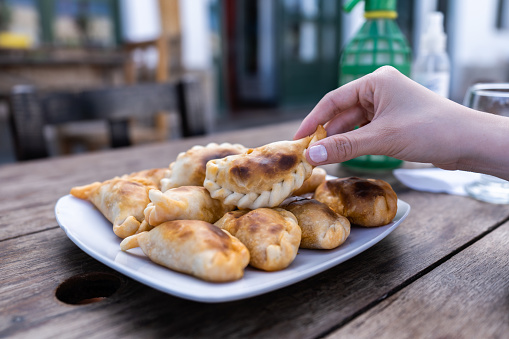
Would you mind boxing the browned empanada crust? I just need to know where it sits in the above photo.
[70,178,152,238]
[120,220,250,282]
[281,197,350,249]
[205,126,326,209]
[122,168,169,190]
[314,177,398,227]
[161,143,246,191]
[215,208,301,271]
[228,146,301,189]
[292,167,327,196]
[143,186,235,226]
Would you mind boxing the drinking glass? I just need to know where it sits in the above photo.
[463,83,509,204]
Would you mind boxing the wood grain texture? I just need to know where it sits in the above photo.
[1,193,508,338]
[2,120,509,338]
[328,221,509,339]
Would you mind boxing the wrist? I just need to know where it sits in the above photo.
[456,110,509,180]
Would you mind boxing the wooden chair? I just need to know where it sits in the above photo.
[8,76,206,161]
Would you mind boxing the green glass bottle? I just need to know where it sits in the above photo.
[339,0,411,171]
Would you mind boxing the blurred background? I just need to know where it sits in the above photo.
[1,0,509,163]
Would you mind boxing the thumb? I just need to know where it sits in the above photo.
[306,126,382,166]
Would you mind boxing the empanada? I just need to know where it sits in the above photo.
[314,177,398,227]
[120,220,250,282]
[204,126,326,209]
[122,168,169,190]
[281,197,350,249]
[214,208,301,271]
[292,167,327,196]
[70,178,153,238]
[161,143,246,191]
[144,186,235,226]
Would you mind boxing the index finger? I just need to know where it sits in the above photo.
[293,76,368,140]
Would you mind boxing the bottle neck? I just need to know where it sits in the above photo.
[420,36,447,55]
[364,10,397,19]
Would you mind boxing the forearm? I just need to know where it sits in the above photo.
[296,67,509,180]
[453,110,509,180]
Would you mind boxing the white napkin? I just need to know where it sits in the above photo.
[393,168,482,196]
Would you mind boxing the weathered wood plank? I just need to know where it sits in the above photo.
[0,121,304,240]
[3,120,509,338]
[328,221,509,339]
[0,191,508,338]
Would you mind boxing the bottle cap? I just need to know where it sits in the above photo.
[344,0,398,19]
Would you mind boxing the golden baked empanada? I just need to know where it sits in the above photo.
[122,168,169,190]
[292,167,327,196]
[143,186,235,226]
[70,178,153,238]
[204,126,327,209]
[161,142,246,191]
[281,197,350,249]
[214,208,301,271]
[120,220,250,282]
[314,177,398,227]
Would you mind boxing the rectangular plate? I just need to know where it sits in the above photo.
[55,188,410,303]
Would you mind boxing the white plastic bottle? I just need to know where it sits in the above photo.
[413,12,450,98]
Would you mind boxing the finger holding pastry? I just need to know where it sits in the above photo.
[67,120,403,287]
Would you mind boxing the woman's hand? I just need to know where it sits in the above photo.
[295,66,509,180]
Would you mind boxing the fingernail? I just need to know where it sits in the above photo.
[309,145,328,163]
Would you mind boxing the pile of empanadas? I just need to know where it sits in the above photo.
[70,126,398,282]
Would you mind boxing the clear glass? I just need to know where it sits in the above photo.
[463,83,509,204]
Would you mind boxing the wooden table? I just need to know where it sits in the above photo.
[1,121,508,338]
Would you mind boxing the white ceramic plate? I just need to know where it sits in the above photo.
[55,192,410,303]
